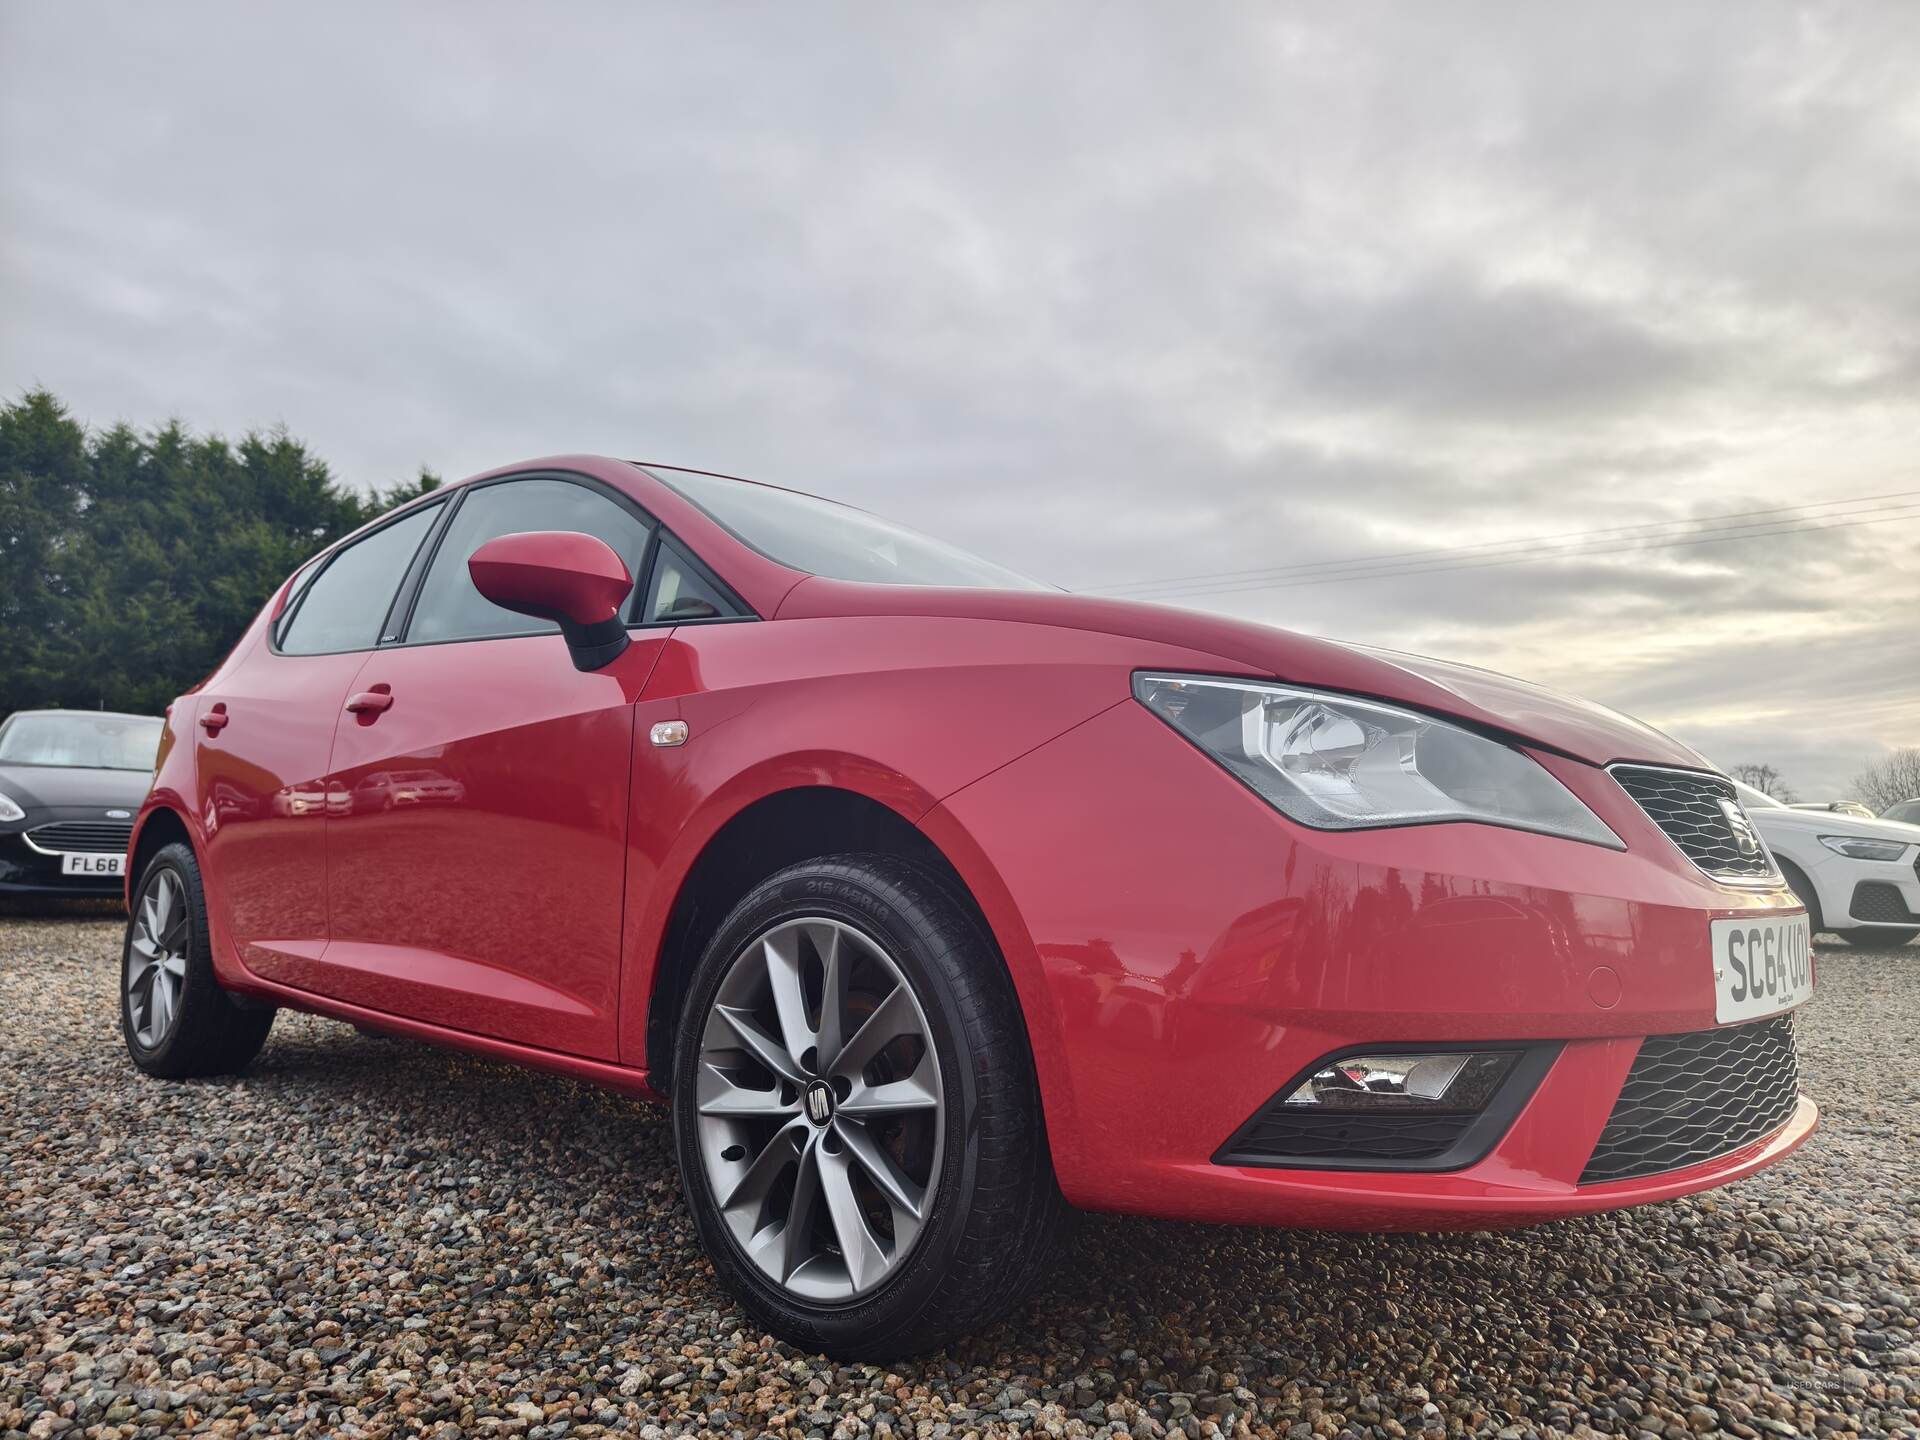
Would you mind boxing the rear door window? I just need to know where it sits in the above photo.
[278,503,443,656]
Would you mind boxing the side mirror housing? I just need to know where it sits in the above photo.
[467,531,633,672]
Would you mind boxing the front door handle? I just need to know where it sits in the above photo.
[200,704,229,734]
[345,687,394,716]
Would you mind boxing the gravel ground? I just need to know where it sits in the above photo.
[2,914,1916,1440]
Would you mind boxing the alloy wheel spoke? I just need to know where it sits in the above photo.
[838,1066,939,1118]
[762,935,815,1069]
[777,1138,824,1283]
[150,876,176,940]
[696,1062,796,1118]
[127,942,160,982]
[829,983,917,1079]
[714,1003,807,1085]
[162,954,187,979]
[816,1142,891,1292]
[812,924,848,1064]
[720,1119,808,1213]
[834,1117,927,1222]
[148,972,174,1042]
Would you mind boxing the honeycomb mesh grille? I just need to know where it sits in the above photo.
[1581,1016,1800,1184]
[26,820,134,854]
[1850,881,1919,925]
[1611,765,1776,882]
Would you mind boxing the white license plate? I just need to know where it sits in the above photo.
[61,852,125,877]
[1711,913,1813,1023]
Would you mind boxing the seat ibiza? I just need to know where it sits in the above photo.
[124,456,1817,1356]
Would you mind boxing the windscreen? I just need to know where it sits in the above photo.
[647,466,1048,591]
[0,713,163,770]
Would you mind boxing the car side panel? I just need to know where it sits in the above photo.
[307,631,669,1059]
[618,614,1254,1068]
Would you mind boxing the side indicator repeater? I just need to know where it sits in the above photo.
[650,720,690,747]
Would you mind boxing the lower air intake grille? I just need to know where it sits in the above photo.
[1223,1110,1478,1165]
[1610,765,1777,883]
[1581,1016,1800,1184]
[26,820,134,854]
[1850,881,1919,925]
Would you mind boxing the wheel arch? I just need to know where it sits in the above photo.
[1773,852,1824,933]
[641,784,997,1086]
[127,799,256,992]
[129,804,195,896]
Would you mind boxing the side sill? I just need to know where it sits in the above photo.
[223,971,666,1103]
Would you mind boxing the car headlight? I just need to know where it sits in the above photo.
[1133,673,1622,848]
[1818,834,1911,862]
[0,790,24,823]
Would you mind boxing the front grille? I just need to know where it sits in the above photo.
[26,820,134,854]
[1610,765,1777,883]
[1850,881,1919,925]
[1581,1016,1800,1184]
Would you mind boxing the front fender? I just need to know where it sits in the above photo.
[614,613,1235,1068]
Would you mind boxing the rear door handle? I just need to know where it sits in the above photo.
[345,688,394,716]
[199,704,229,734]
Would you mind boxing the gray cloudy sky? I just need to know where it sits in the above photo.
[4,3,1917,796]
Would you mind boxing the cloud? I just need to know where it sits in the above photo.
[1,1,1916,794]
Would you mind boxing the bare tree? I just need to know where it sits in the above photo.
[1727,763,1796,802]
[1851,748,1920,814]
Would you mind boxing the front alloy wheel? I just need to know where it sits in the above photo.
[694,917,944,1300]
[672,854,1067,1358]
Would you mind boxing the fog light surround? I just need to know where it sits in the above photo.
[1215,1043,1561,1172]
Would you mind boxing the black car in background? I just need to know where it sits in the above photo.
[0,710,163,899]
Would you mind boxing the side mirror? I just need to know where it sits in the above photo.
[467,531,633,672]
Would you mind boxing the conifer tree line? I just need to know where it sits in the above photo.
[1,390,438,714]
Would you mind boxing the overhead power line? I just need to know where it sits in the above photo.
[1083,491,1920,602]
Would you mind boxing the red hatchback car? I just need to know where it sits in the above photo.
[124,456,1817,1355]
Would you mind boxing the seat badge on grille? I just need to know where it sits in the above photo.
[1718,799,1762,856]
[105,809,132,820]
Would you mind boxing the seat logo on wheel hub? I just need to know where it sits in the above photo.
[804,1080,834,1126]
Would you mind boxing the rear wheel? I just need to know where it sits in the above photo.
[122,842,275,1077]
[671,854,1067,1358]
[1839,927,1919,950]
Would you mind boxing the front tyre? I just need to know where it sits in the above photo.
[672,854,1067,1358]
[1839,926,1919,950]
[122,841,275,1078]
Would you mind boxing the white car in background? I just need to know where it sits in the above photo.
[1734,782,1920,950]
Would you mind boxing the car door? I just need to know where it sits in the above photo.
[193,500,445,981]
[314,474,671,1060]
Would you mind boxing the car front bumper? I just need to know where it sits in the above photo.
[928,698,1817,1229]
[0,831,129,897]
[1801,844,1920,930]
